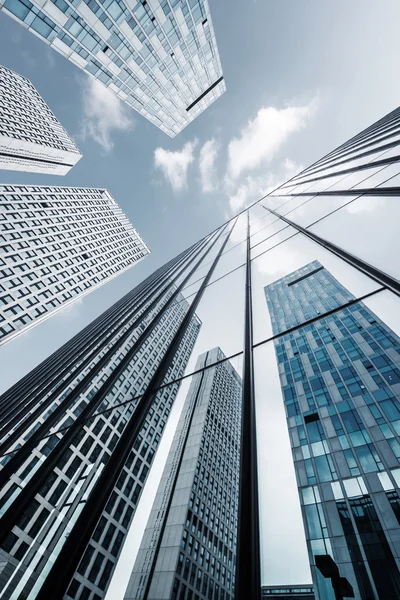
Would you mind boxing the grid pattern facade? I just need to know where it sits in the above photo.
[0,64,82,174]
[0,184,150,345]
[265,261,400,600]
[0,0,225,137]
[0,287,201,599]
[0,103,398,599]
[126,347,242,600]
[261,585,314,599]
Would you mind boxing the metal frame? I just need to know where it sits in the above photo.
[264,206,400,298]
[235,213,261,597]
[34,221,236,599]
[0,105,399,599]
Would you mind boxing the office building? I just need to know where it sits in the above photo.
[0,105,398,599]
[0,282,201,599]
[265,261,400,600]
[0,184,150,345]
[261,585,314,599]
[0,0,225,137]
[125,347,242,600]
[0,64,82,174]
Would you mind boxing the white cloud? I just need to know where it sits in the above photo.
[81,77,134,152]
[227,101,317,180]
[255,243,301,278]
[227,158,302,214]
[228,175,270,215]
[199,138,220,192]
[154,139,198,191]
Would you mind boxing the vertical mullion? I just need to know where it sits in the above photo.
[235,211,261,598]
[0,247,182,414]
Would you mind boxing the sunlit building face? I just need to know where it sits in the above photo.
[0,185,149,345]
[0,64,82,174]
[0,0,225,136]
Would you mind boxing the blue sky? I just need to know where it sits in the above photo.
[1,0,400,594]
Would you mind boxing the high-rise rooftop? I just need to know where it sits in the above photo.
[0,64,82,174]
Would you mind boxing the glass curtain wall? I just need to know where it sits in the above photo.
[0,107,400,600]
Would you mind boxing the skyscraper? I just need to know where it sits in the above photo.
[0,0,225,137]
[125,347,242,600]
[0,104,398,600]
[0,218,235,599]
[0,64,82,174]
[264,261,400,600]
[0,184,150,345]
[0,286,201,600]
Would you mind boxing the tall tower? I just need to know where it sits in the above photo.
[0,284,201,599]
[125,347,242,600]
[0,0,225,137]
[0,184,149,345]
[264,260,400,600]
[0,64,82,174]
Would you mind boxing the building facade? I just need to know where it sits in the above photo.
[0,184,150,345]
[0,283,201,599]
[0,0,225,137]
[0,64,82,174]
[125,347,242,600]
[261,585,314,600]
[264,261,400,600]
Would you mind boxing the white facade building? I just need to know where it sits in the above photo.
[0,184,150,345]
[0,64,82,175]
[0,0,225,137]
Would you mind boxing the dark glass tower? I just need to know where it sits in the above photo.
[125,347,242,600]
[264,261,400,600]
[0,203,236,600]
[0,276,203,600]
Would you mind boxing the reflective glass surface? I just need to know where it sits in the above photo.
[0,106,400,600]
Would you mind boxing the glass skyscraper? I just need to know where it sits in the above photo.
[0,64,82,174]
[126,347,241,600]
[0,103,399,599]
[0,184,149,345]
[0,0,225,137]
[264,261,400,600]
[0,284,201,599]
